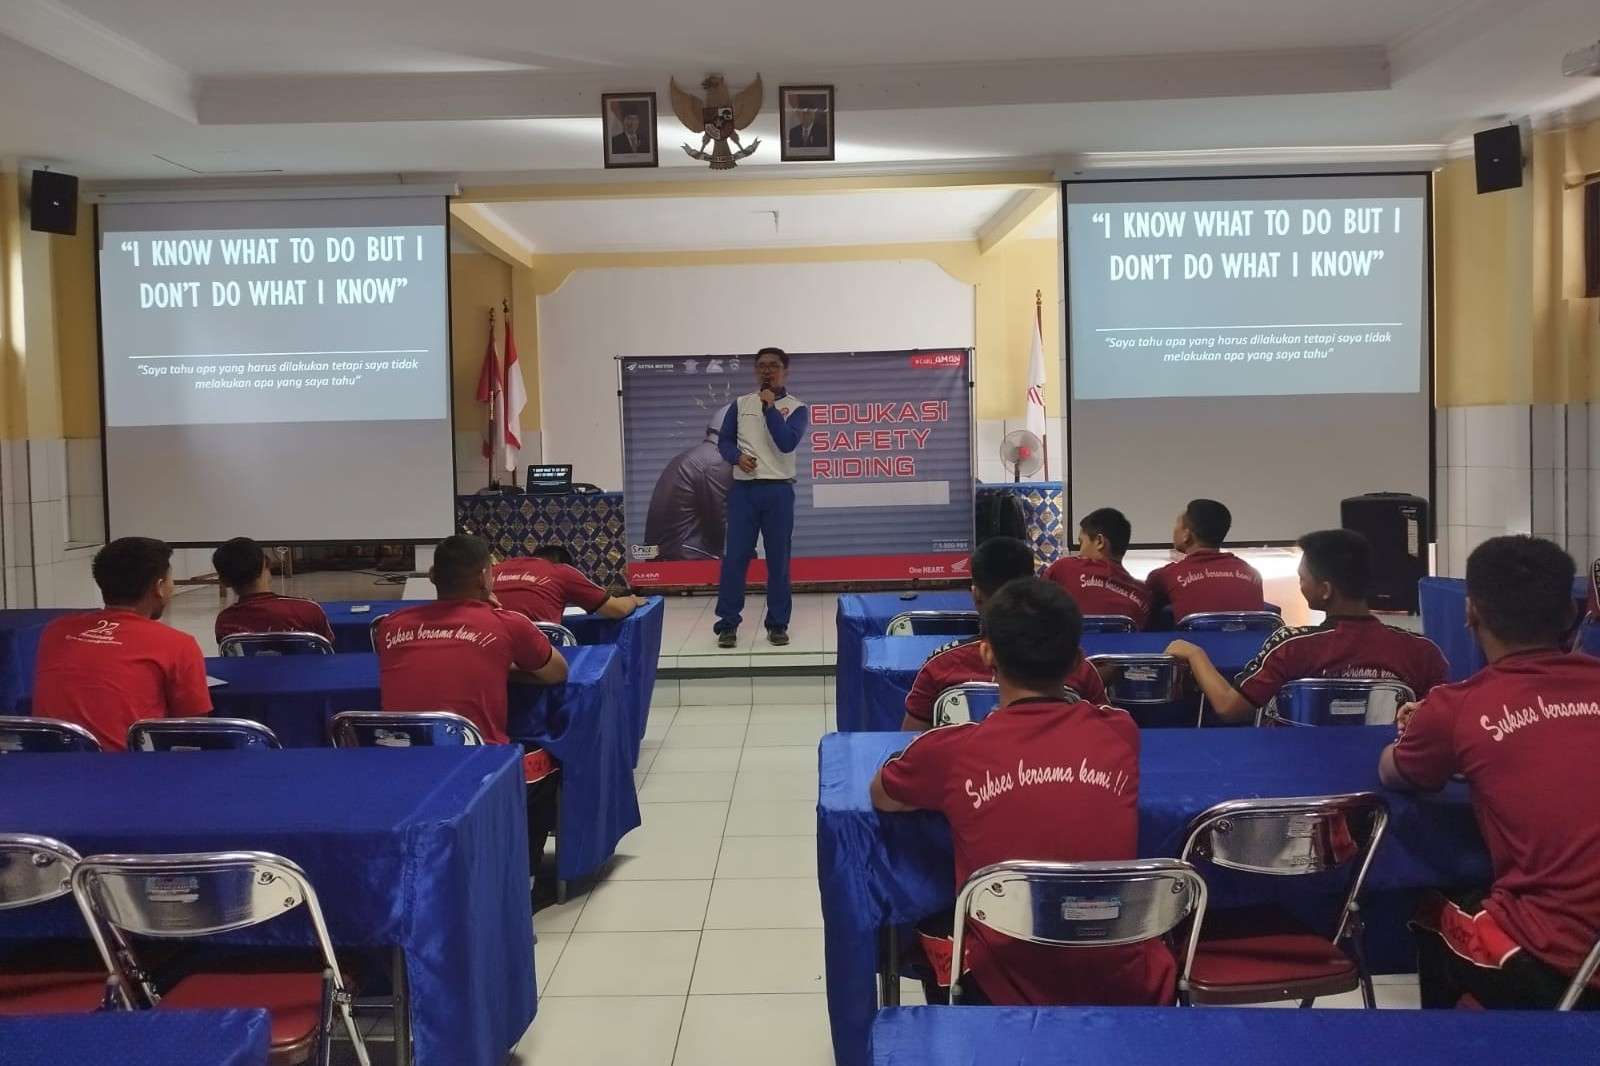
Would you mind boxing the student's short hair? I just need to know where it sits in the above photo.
[433,535,492,591]
[1466,535,1576,646]
[212,537,266,593]
[970,537,1036,597]
[1080,507,1132,557]
[532,544,573,566]
[1297,529,1371,600]
[92,537,173,606]
[755,346,790,368]
[982,578,1084,691]
[1183,499,1232,547]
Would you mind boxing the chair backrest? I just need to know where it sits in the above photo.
[886,610,981,638]
[1181,793,1388,942]
[1266,678,1417,727]
[0,715,101,753]
[536,622,579,648]
[948,858,1208,1004]
[0,834,81,911]
[217,631,335,657]
[1559,931,1600,1010]
[127,717,281,752]
[1088,654,1186,705]
[1177,611,1284,633]
[1081,615,1138,634]
[329,710,484,750]
[932,683,1001,727]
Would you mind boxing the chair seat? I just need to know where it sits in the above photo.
[1187,905,1359,1004]
[160,970,324,1060]
[0,970,107,1014]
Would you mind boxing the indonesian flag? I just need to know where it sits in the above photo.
[502,311,527,474]
[475,317,501,461]
[1025,313,1049,477]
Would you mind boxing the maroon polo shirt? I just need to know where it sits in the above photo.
[492,558,610,625]
[879,697,1175,1006]
[1146,549,1265,623]
[1392,650,1600,975]
[215,591,334,644]
[1040,557,1153,629]
[904,637,1109,724]
[1235,614,1447,707]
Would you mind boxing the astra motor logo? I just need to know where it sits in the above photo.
[625,361,679,373]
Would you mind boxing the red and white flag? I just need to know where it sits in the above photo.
[1025,312,1049,478]
[475,314,501,462]
[502,311,527,474]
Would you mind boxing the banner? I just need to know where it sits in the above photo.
[620,349,974,588]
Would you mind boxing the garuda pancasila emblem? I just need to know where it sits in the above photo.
[671,74,764,170]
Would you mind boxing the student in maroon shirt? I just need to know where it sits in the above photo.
[1167,528,1446,723]
[32,537,211,750]
[1381,535,1600,1009]
[902,537,1105,730]
[1146,498,1265,625]
[375,535,569,890]
[1040,507,1153,629]
[872,579,1174,1006]
[492,544,647,626]
[212,537,334,644]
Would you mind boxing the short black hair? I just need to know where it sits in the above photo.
[970,537,1036,597]
[92,537,172,606]
[531,544,573,566]
[1298,528,1371,600]
[1080,507,1132,557]
[755,346,790,368]
[432,535,492,594]
[212,537,266,592]
[1466,535,1576,646]
[1184,499,1232,548]
[982,578,1084,690]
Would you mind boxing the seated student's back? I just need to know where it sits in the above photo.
[492,546,644,625]
[1040,508,1152,629]
[211,537,333,643]
[1146,499,1264,623]
[32,537,211,750]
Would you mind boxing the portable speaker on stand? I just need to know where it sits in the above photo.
[1341,493,1428,613]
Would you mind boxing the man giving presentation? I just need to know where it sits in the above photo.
[714,347,809,648]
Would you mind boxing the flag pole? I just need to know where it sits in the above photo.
[1035,288,1048,480]
[503,299,519,489]
[486,306,498,489]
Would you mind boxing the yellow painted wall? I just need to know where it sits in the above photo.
[0,171,22,440]
[0,171,67,442]
[51,223,98,438]
[449,251,512,428]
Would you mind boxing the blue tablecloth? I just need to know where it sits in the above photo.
[188,648,638,881]
[837,592,974,727]
[818,727,1487,1066]
[1420,575,1590,682]
[321,597,663,764]
[870,1005,1598,1066]
[0,608,84,713]
[0,747,533,1066]
[0,1009,270,1066]
[850,630,1269,732]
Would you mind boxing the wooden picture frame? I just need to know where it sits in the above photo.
[779,84,835,162]
[602,92,659,169]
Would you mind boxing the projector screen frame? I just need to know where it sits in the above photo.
[91,197,461,548]
[1059,170,1436,549]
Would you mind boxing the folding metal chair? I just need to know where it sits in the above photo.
[886,610,981,637]
[1180,793,1389,1007]
[218,632,335,657]
[1081,615,1138,634]
[0,716,101,753]
[1558,931,1600,1010]
[1177,611,1284,633]
[127,718,281,752]
[0,835,112,1015]
[328,711,484,749]
[1264,678,1417,728]
[72,851,369,1066]
[931,683,1002,727]
[947,858,1208,1005]
[536,622,579,648]
[1088,654,1187,707]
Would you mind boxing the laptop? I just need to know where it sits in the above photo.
[526,464,573,496]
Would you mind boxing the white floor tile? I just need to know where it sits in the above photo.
[739,745,818,771]
[733,770,819,802]
[673,994,834,1066]
[512,995,684,1066]
[716,836,818,879]
[753,676,828,704]
[650,747,743,773]
[724,800,818,837]
[534,895,589,934]
[670,705,753,726]
[575,879,713,932]
[689,928,827,994]
[534,932,568,988]
[748,704,826,723]
[640,772,737,803]
[608,804,727,880]
[544,931,701,996]
[744,720,825,747]
[662,723,748,748]
[705,878,823,929]
[678,676,752,706]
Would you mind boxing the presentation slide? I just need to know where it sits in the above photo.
[99,195,455,544]
[1065,174,1432,545]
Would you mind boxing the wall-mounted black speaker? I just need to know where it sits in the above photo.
[1341,492,1428,613]
[1473,125,1523,194]
[28,170,78,235]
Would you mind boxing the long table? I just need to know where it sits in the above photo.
[0,607,84,714]
[850,630,1268,732]
[0,747,533,1066]
[1420,575,1590,682]
[818,727,1487,1066]
[836,591,974,727]
[870,1006,1598,1066]
[194,648,639,882]
[0,1009,270,1066]
[322,597,664,764]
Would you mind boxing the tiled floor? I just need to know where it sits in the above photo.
[657,591,838,670]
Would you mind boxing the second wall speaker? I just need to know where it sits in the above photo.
[28,170,78,235]
[1473,125,1523,194]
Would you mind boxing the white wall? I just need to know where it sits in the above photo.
[537,260,976,491]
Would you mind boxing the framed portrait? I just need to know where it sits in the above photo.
[602,92,659,169]
[779,84,835,162]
